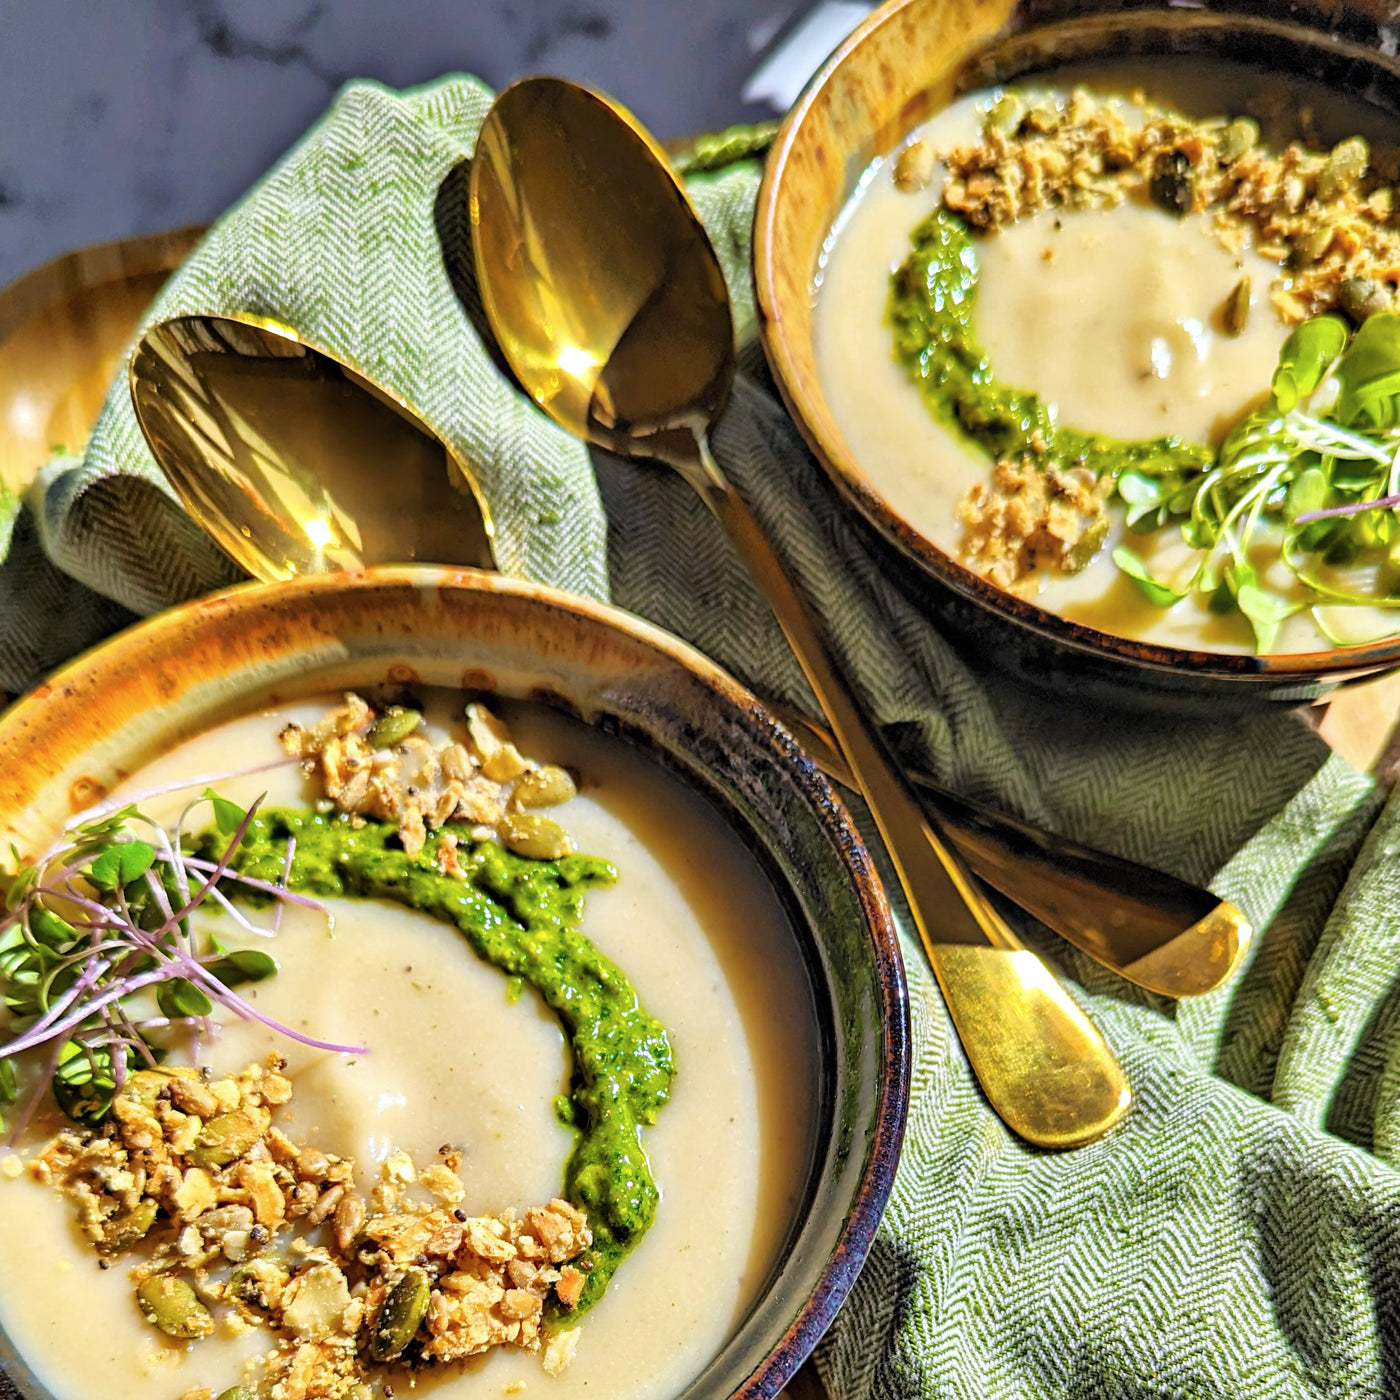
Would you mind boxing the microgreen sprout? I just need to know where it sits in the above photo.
[1112,311,1400,650]
[0,777,365,1140]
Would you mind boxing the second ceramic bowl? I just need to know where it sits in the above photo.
[755,0,1400,708]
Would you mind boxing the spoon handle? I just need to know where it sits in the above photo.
[683,436,1129,1148]
[768,703,1251,998]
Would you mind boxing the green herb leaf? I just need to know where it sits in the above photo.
[29,906,77,950]
[1335,311,1400,427]
[208,949,278,987]
[202,789,247,838]
[1286,467,1330,521]
[1272,314,1347,411]
[1236,583,1301,653]
[52,1041,121,1126]
[1112,545,1188,607]
[0,1056,16,1104]
[86,840,156,892]
[1117,470,1166,528]
[156,978,215,1020]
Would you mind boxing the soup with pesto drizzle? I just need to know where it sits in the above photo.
[816,61,1400,654]
[0,694,817,1400]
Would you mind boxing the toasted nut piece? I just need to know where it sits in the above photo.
[893,140,935,191]
[167,1077,219,1118]
[282,1263,354,1340]
[513,765,577,809]
[369,1266,431,1362]
[308,1183,344,1226]
[136,1274,215,1339]
[187,1106,271,1168]
[298,1146,330,1181]
[555,1264,586,1309]
[229,1258,289,1312]
[368,708,422,748]
[499,813,572,861]
[465,704,529,781]
[100,1199,158,1254]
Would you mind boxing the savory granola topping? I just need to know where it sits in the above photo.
[959,458,1114,594]
[887,84,1400,631]
[934,86,1400,324]
[31,1058,591,1399]
[278,697,577,862]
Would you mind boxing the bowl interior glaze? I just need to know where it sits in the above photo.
[754,0,1400,702]
[0,568,908,1400]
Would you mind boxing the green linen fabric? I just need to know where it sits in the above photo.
[12,74,1400,1398]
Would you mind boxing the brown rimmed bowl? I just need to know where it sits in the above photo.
[754,0,1400,708]
[0,567,909,1400]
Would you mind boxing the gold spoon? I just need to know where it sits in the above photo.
[469,77,1132,1148]
[128,310,1248,1001]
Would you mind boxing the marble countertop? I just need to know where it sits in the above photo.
[0,0,791,287]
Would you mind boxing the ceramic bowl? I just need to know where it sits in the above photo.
[754,0,1400,708]
[0,567,909,1400]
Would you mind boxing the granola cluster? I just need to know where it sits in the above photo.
[932,86,1400,324]
[27,1059,590,1399]
[278,696,578,863]
[958,457,1114,593]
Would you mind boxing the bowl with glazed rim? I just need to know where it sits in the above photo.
[754,0,1400,709]
[0,566,908,1400]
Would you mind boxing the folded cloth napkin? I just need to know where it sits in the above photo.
[13,74,1400,1398]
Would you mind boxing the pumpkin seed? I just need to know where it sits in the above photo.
[1217,116,1259,164]
[1222,277,1252,336]
[367,707,422,749]
[1320,135,1370,199]
[1294,226,1334,265]
[121,1069,168,1109]
[368,1266,431,1362]
[187,1106,271,1168]
[1340,275,1393,323]
[217,1389,254,1400]
[100,1198,158,1254]
[986,92,1024,135]
[499,813,572,861]
[1149,150,1193,215]
[136,1274,215,1339]
[513,765,577,809]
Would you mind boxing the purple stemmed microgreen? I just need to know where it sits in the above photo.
[0,775,365,1141]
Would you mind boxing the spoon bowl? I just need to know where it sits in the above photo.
[130,313,495,578]
[470,80,732,458]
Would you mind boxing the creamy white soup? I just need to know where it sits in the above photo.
[0,696,816,1400]
[815,64,1400,653]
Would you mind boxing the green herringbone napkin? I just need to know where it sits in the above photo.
[13,74,1400,1398]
